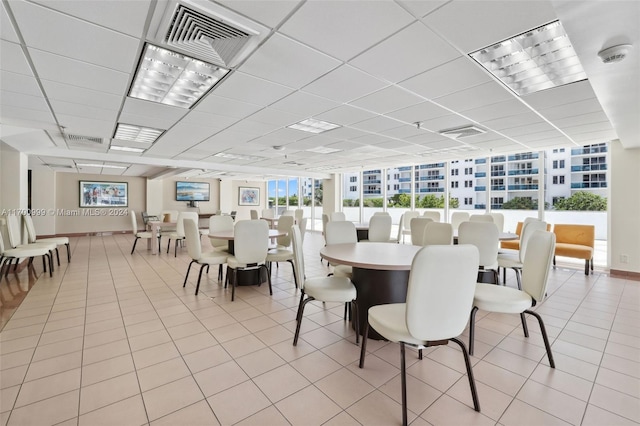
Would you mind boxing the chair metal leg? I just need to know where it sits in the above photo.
[520,312,529,337]
[42,254,46,271]
[231,269,237,301]
[183,260,196,287]
[469,306,479,355]
[195,264,206,295]
[418,349,423,360]
[400,342,408,426]
[450,337,480,412]
[359,321,370,368]
[584,259,589,275]
[65,243,71,262]
[525,309,555,368]
[131,237,139,254]
[264,264,273,295]
[287,259,297,288]
[293,296,314,346]
[352,300,359,345]
[55,248,60,266]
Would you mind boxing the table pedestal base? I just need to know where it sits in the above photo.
[352,267,410,340]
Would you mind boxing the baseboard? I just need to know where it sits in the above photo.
[38,231,132,238]
[609,269,640,281]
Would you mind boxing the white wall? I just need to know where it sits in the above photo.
[30,167,56,236]
[159,177,220,214]
[609,141,640,273]
[226,180,266,221]
[0,143,28,211]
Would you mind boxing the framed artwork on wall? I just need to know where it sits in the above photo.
[238,187,260,206]
[80,181,128,207]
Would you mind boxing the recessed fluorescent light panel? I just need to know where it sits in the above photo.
[288,118,341,134]
[114,123,164,144]
[129,44,229,108]
[306,146,342,154]
[469,21,587,96]
[213,152,264,161]
[76,163,128,169]
[109,145,145,153]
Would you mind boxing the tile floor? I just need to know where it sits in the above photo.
[0,231,638,426]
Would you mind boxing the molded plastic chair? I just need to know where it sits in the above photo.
[325,221,358,279]
[166,212,198,257]
[291,225,358,346]
[183,219,227,295]
[294,209,304,223]
[450,211,470,231]
[226,220,271,301]
[281,210,295,217]
[261,208,275,219]
[0,221,53,277]
[250,210,259,220]
[423,222,453,246]
[490,212,505,232]
[298,217,308,243]
[23,214,71,264]
[422,210,440,222]
[266,215,297,287]
[359,245,481,425]
[208,215,234,253]
[410,217,433,245]
[458,221,499,283]
[329,212,346,222]
[401,211,420,243]
[469,214,494,223]
[470,230,556,369]
[498,220,547,289]
[130,210,160,254]
[365,214,392,242]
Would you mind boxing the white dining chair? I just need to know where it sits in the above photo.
[401,211,420,243]
[410,217,433,245]
[183,219,227,295]
[325,221,358,279]
[359,244,481,426]
[294,209,304,223]
[422,210,441,222]
[0,222,53,277]
[298,217,308,243]
[130,210,160,254]
[365,214,392,242]
[498,219,547,289]
[458,221,499,283]
[208,215,234,253]
[226,220,271,301]
[23,214,71,264]
[166,211,198,257]
[490,212,505,232]
[291,225,358,346]
[250,209,259,220]
[261,208,275,219]
[469,230,556,369]
[265,215,296,287]
[329,211,346,222]
[469,214,494,223]
[422,222,453,246]
[450,211,469,231]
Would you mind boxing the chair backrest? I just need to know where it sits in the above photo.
[410,217,433,245]
[209,215,234,249]
[552,224,595,248]
[450,212,469,231]
[368,214,392,242]
[261,208,275,219]
[6,214,22,248]
[458,221,499,268]
[522,231,556,302]
[294,209,304,222]
[325,221,357,245]
[322,214,330,237]
[330,212,345,222]
[423,222,453,246]
[130,210,139,235]
[406,244,479,341]
[490,213,505,232]
[403,211,420,231]
[519,220,547,262]
[281,210,295,217]
[177,212,199,237]
[290,225,306,290]
[250,210,259,220]
[23,214,38,243]
[276,215,294,247]
[299,217,308,243]
[234,220,269,264]
[422,211,441,222]
[372,211,389,216]
[184,219,202,260]
[469,214,494,223]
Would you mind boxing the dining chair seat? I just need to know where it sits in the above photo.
[473,284,533,313]
[183,219,227,295]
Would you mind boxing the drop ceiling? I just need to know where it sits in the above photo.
[0,0,637,180]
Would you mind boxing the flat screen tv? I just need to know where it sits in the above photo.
[176,181,210,201]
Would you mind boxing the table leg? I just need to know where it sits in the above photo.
[351,267,410,340]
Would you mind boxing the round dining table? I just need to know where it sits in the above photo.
[208,229,285,254]
[320,242,422,340]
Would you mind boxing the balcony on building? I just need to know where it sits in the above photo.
[508,152,539,161]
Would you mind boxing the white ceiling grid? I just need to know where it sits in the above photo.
[0,0,635,179]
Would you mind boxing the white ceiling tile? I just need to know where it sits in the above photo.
[12,1,140,72]
[41,80,123,111]
[423,1,557,52]
[538,98,606,121]
[180,111,238,129]
[350,86,423,115]
[397,0,447,18]
[248,107,303,127]
[551,111,610,129]
[417,114,474,133]
[121,98,188,124]
[570,129,619,143]
[271,91,339,117]
[350,115,404,133]
[225,120,281,137]
[30,0,151,38]
[302,65,388,103]
[483,112,546,131]
[1,1,19,43]
[315,106,377,126]
[0,70,43,97]
[351,22,460,82]
[1,40,33,75]
[523,80,597,110]
[500,122,558,138]
[49,99,119,123]
[212,72,293,106]
[218,0,301,29]
[386,101,451,125]
[0,107,56,129]
[29,49,130,95]
[279,1,414,61]
[56,114,114,138]
[1,91,48,111]
[461,99,532,123]
[240,33,340,89]
[434,81,513,112]
[400,56,491,100]
[194,94,263,119]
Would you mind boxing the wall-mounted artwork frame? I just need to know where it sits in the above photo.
[238,187,260,206]
[80,181,128,207]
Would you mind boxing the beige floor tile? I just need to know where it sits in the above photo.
[81,354,136,387]
[221,334,266,358]
[182,344,231,374]
[346,390,412,426]
[581,404,639,426]
[253,324,293,346]
[82,339,131,366]
[347,354,400,388]
[6,390,79,426]
[142,376,205,421]
[253,364,310,403]
[290,350,342,382]
[406,356,464,393]
[1,348,35,371]
[193,360,249,397]
[206,380,271,425]
[24,351,82,382]
[0,386,20,414]
[420,394,495,426]
[150,400,220,426]
[132,341,180,370]
[316,368,375,409]
[235,347,285,377]
[516,379,587,424]
[482,347,538,378]
[208,322,250,343]
[448,376,510,421]
[0,335,40,356]
[173,331,218,355]
[234,405,289,426]
[600,353,640,379]
[79,394,148,426]
[500,398,572,425]
[322,411,361,426]
[589,384,640,423]
[269,337,317,362]
[321,339,362,366]
[137,357,192,392]
[300,327,343,349]
[530,364,593,401]
[15,368,80,408]
[276,385,342,426]
[79,371,140,414]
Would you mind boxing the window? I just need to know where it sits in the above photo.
[427,182,439,188]
[465,167,472,175]
[464,197,473,205]
[491,197,504,205]
[553,176,558,184]
[349,176,357,183]
[559,160,565,168]
[553,160,558,169]
[349,186,357,192]
[464,180,473,188]
[559,176,565,184]
[451,181,458,188]
[451,169,459,176]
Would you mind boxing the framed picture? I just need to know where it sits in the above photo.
[238,186,260,206]
[80,181,128,207]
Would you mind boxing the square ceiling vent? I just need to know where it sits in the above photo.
[438,125,486,139]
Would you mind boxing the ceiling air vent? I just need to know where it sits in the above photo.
[438,125,486,139]
[151,0,268,68]
[66,134,103,144]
